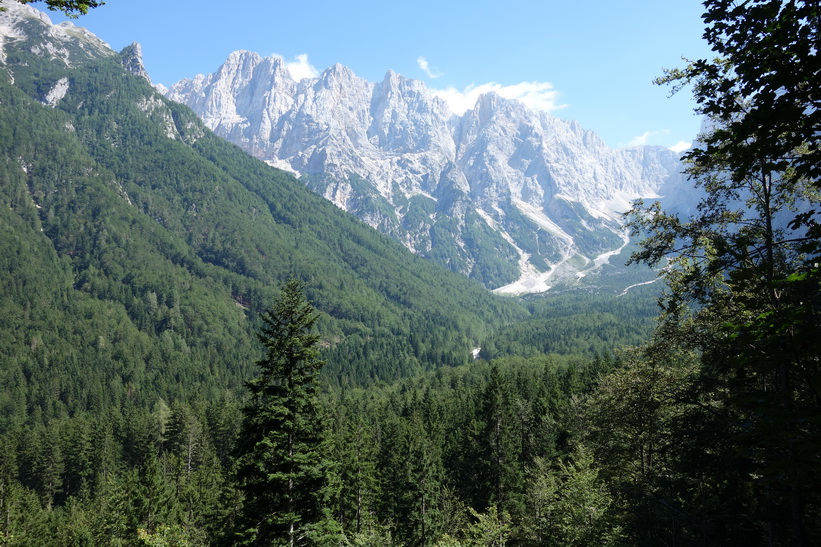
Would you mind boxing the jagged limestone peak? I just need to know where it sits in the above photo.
[164,49,687,291]
[120,42,151,83]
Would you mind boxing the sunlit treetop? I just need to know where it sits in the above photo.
[14,0,103,17]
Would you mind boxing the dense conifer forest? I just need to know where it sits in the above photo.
[0,0,819,545]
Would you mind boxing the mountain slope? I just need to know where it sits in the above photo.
[0,1,525,420]
[167,51,686,291]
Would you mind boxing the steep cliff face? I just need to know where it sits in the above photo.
[166,51,686,291]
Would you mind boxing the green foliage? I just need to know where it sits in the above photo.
[0,16,530,438]
[0,5,685,545]
[459,210,521,287]
[658,0,820,192]
[473,365,524,516]
[137,524,196,547]
[462,506,510,546]
[325,354,612,545]
[481,287,658,360]
[12,0,103,17]
[495,204,561,271]
[580,346,699,545]
[621,1,821,544]
[540,445,621,546]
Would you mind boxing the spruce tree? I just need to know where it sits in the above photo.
[234,280,335,546]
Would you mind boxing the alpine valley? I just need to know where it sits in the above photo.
[165,51,687,291]
[6,2,817,545]
[0,0,536,393]
[1,0,668,389]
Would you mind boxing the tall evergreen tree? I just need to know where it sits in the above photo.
[234,280,336,546]
[475,365,524,516]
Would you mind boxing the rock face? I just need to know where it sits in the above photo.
[0,0,112,67]
[120,42,151,83]
[168,53,686,291]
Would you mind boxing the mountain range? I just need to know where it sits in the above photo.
[0,0,665,398]
[165,51,687,291]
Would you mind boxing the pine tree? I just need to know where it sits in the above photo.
[234,280,337,546]
[475,365,523,516]
[326,396,379,537]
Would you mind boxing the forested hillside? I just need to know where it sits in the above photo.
[0,1,533,417]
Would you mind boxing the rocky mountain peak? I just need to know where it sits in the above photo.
[120,42,150,83]
[0,1,688,296]
[317,63,358,88]
[0,0,113,66]
[165,50,688,292]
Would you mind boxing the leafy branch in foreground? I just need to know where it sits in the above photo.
[626,1,821,544]
[12,0,103,17]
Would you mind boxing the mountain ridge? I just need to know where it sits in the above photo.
[166,50,686,291]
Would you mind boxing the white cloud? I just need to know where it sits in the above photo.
[669,140,692,154]
[627,130,691,152]
[283,53,319,81]
[431,81,566,115]
[627,129,670,147]
[416,56,442,79]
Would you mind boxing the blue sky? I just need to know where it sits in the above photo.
[46,0,712,151]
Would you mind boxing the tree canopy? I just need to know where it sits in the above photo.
[15,0,103,16]
[627,0,821,543]
[660,0,820,190]
[3,0,819,544]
